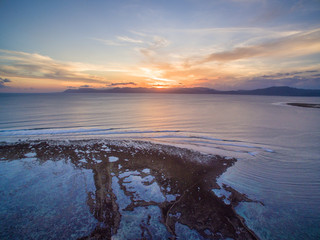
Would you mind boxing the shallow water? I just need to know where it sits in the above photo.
[0,93,320,239]
[0,141,256,239]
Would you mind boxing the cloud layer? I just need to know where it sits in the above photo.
[1,25,320,91]
[109,82,137,87]
[200,29,320,63]
[0,49,109,84]
[1,0,320,91]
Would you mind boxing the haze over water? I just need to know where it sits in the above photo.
[0,93,320,239]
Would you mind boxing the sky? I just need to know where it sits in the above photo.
[0,0,320,92]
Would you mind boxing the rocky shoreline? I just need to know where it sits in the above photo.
[0,140,260,239]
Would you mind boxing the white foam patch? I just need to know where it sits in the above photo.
[122,175,165,203]
[263,148,274,153]
[102,145,111,152]
[212,188,232,205]
[272,102,289,106]
[119,171,139,179]
[25,152,36,158]
[248,152,258,156]
[142,169,150,174]
[0,128,178,136]
[166,194,178,202]
[79,158,87,163]
[109,156,119,162]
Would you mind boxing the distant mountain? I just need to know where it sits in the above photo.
[64,86,320,96]
[223,86,320,96]
[64,87,220,94]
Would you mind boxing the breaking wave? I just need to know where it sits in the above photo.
[0,127,274,158]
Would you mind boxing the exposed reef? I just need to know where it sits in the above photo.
[0,140,260,239]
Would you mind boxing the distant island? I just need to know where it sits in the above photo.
[64,86,320,96]
[287,103,320,108]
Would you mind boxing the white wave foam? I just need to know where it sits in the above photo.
[0,128,179,136]
[0,127,274,157]
[272,102,290,107]
[0,128,109,136]
[150,135,273,153]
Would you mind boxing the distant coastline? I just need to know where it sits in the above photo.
[64,86,320,97]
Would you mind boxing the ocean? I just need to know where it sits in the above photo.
[0,93,320,239]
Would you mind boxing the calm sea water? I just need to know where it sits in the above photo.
[0,93,320,239]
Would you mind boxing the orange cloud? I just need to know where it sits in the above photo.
[200,28,320,63]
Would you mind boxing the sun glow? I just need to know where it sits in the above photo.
[152,84,169,89]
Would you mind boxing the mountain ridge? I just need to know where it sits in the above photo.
[64,86,320,96]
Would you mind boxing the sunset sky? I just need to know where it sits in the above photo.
[1,0,320,92]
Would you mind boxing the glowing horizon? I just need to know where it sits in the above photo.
[1,0,320,93]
